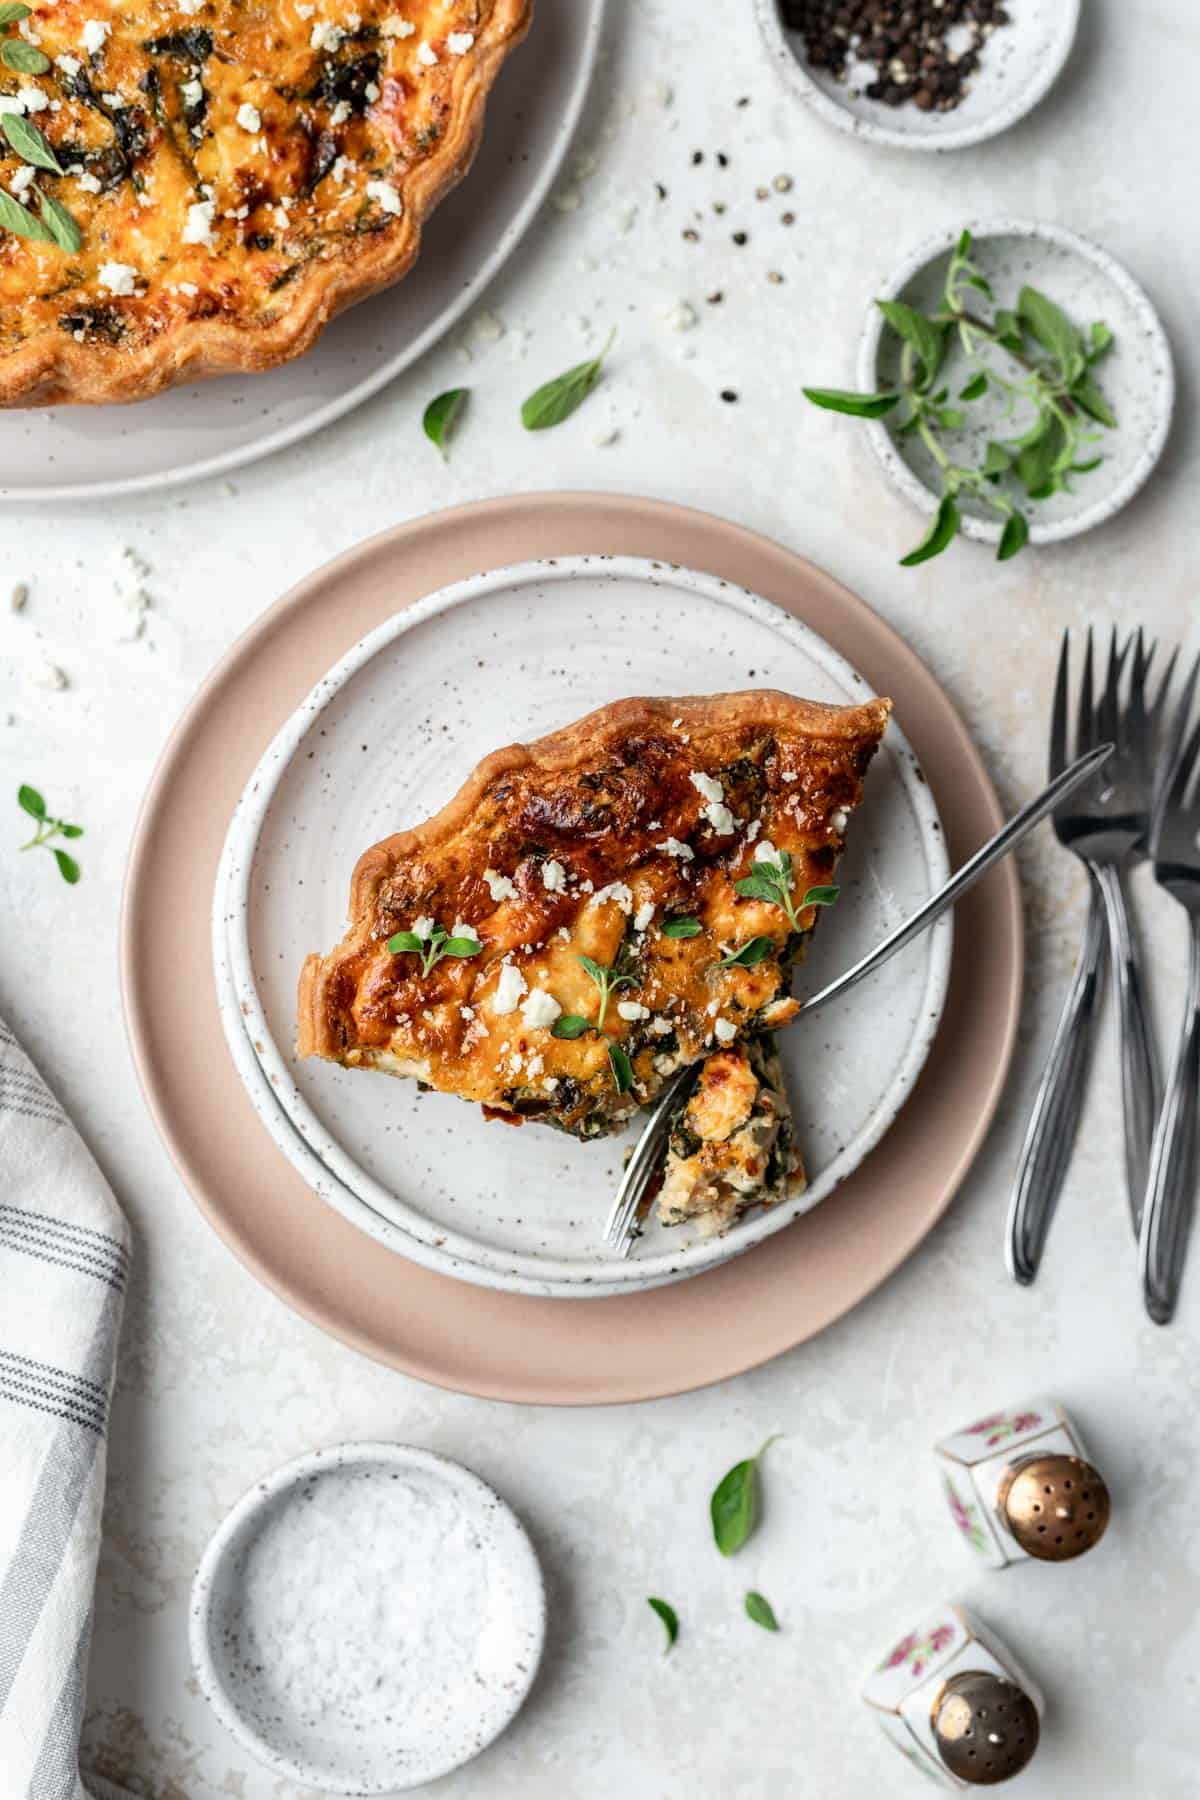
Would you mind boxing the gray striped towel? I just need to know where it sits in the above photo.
[0,1014,130,1800]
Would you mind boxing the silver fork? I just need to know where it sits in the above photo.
[1139,654,1200,1325]
[1053,628,1165,1232]
[1007,629,1174,1278]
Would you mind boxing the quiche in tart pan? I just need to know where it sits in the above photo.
[0,0,531,406]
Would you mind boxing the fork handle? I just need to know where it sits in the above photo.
[1092,861,1161,1231]
[1007,876,1107,1284]
[1140,914,1200,1325]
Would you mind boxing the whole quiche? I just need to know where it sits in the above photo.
[0,0,531,404]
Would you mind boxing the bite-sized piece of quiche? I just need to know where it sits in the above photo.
[298,690,891,1140]
[0,0,530,405]
[657,1036,803,1238]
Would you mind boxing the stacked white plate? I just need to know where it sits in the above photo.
[213,557,952,1298]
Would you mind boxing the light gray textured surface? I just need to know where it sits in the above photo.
[1,2,1198,1795]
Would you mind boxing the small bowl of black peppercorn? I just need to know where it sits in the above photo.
[754,0,1079,152]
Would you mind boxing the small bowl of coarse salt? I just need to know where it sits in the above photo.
[189,1443,546,1794]
[753,0,1079,152]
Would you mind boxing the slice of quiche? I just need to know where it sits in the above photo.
[656,1036,804,1238]
[298,690,891,1140]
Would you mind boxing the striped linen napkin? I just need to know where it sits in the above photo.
[0,1012,131,1800]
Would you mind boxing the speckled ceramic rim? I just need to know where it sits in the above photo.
[188,1442,546,1794]
[856,218,1176,546]
[120,492,1023,1405]
[752,0,1078,152]
[1,0,605,504]
[217,555,951,1295]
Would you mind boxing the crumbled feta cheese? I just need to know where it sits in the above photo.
[633,901,655,933]
[329,99,351,125]
[295,1,314,14]
[520,988,562,1030]
[236,101,262,133]
[310,20,345,51]
[55,54,82,76]
[483,868,516,903]
[781,769,798,782]
[100,92,122,108]
[831,807,850,834]
[178,0,202,12]
[649,1015,674,1037]
[744,819,762,844]
[416,40,438,65]
[491,962,527,1015]
[9,165,36,199]
[180,79,203,107]
[754,839,784,868]
[541,859,567,894]
[380,15,416,36]
[592,881,633,914]
[447,30,475,53]
[331,155,353,185]
[703,802,736,835]
[98,261,138,296]
[459,1004,474,1021]
[526,1053,544,1078]
[0,97,26,117]
[617,1001,650,1022]
[657,837,694,862]
[364,80,380,101]
[366,178,402,215]
[81,19,110,56]
[689,770,724,804]
[182,198,217,247]
[411,915,435,940]
[178,280,199,296]
[18,86,48,113]
[714,1018,738,1044]
[450,919,476,943]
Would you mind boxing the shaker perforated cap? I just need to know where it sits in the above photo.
[933,1671,1040,1785]
[998,1453,1111,1561]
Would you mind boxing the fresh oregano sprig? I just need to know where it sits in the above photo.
[17,784,83,884]
[576,951,636,1031]
[0,29,84,256]
[734,846,840,935]
[804,228,1117,565]
[386,919,482,977]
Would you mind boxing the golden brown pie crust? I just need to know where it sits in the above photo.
[0,0,531,406]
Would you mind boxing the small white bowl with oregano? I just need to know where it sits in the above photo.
[805,220,1174,566]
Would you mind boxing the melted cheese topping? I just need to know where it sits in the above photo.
[314,712,879,1139]
[0,0,491,353]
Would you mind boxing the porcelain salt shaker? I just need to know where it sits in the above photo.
[863,1603,1044,1788]
[934,1397,1110,1569]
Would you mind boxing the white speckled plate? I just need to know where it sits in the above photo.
[215,555,951,1297]
[857,220,1175,547]
[189,1442,545,1794]
[0,0,603,504]
[754,0,1078,152]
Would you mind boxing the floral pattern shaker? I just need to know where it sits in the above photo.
[935,1398,1111,1569]
[863,1604,1044,1788]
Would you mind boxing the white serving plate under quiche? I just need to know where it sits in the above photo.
[215,556,952,1298]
